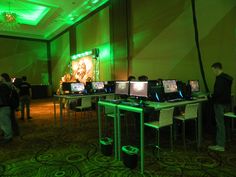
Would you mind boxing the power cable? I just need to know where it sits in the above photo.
[190,0,209,93]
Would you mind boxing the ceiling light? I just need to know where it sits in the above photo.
[4,12,17,23]
[0,12,19,31]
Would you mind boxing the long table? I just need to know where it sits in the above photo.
[53,93,115,127]
[99,97,207,174]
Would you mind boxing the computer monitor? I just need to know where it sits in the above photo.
[104,81,115,93]
[162,80,178,93]
[148,84,165,102]
[115,81,129,95]
[129,81,148,98]
[70,82,85,93]
[189,80,200,92]
[91,82,105,91]
[62,82,71,92]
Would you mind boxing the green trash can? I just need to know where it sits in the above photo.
[122,145,139,169]
[100,137,113,156]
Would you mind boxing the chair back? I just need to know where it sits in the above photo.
[159,107,174,127]
[68,99,78,110]
[81,97,92,109]
[105,95,115,114]
[105,95,115,100]
[184,103,199,120]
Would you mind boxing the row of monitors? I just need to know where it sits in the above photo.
[115,80,200,96]
[62,81,106,93]
[62,80,200,97]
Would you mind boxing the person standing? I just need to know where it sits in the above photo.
[1,73,20,136]
[19,76,32,120]
[0,73,13,144]
[128,75,136,81]
[208,62,233,152]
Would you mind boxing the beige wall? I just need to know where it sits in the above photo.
[0,37,48,85]
[50,32,70,92]
[76,7,111,82]
[130,0,236,98]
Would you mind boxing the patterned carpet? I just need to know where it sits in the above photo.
[0,98,236,177]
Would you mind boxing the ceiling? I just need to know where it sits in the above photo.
[0,0,108,40]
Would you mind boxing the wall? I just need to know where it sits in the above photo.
[130,0,236,97]
[50,32,70,92]
[0,37,48,84]
[76,6,111,82]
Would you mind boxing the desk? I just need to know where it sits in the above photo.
[53,93,114,127]
[98,100,118,159]
[224,112,236,118]
[117,97,207,174]
[224,112,236,130]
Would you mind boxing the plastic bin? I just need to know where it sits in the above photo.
[122,145,139,169]
[100,137,113,156]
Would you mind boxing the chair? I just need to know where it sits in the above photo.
[104,95,116,118]
[103,95,125,137]
[144,107,174,158]
[74,97,92,121]
[224,112,236,142]
[174,103,199,150]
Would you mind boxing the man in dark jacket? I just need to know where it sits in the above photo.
[19,76,32,120]
[1,73,20,136]
[0,74,13,144]
[208,62,233,152]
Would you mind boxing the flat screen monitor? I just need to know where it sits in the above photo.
[162,80,178,93]
[189,80,200,92]
[62,82,71,92]
[129,81,148,98]
[115,81,129,95]
[70,82,85,93]
[91,82,105,90]
[104,81,115,93]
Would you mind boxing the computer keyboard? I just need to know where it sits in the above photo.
[121,101,140,107]
[186,97,198,100]
[167,98,183,102]
[105,99,121,104]
[65,93,84,96]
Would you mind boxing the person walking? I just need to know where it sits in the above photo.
[19,76,32,120]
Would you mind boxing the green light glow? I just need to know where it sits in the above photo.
[98,101,117,107]
[118,105,143,113]
[91,0,100,4]
[71,50,93,60]
[0,1,50,26]
[99,46,110,59]
[68,0,108,24]
[44,0,108,39]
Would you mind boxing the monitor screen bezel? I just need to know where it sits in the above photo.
[162,79,178,94]
[70,82,85,92]
[189,80,200,92]
[129,81,148,98]
[91,81,105,90]
[115,81,129,95]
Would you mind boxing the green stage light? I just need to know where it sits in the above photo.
[71,49,99,60]
[71,50,94,60]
